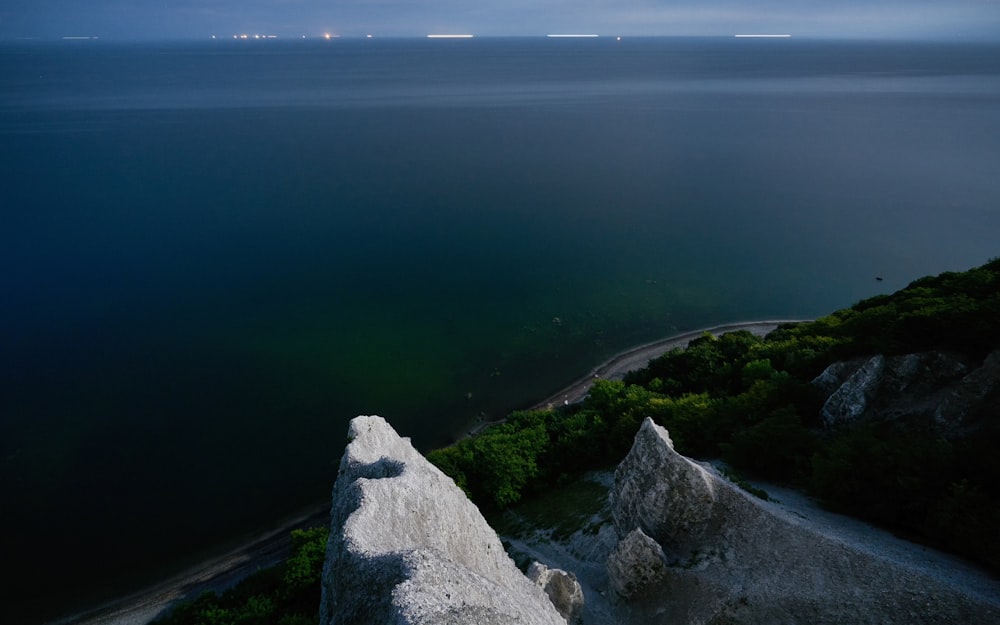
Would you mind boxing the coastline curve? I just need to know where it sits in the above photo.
[527,319,809,411]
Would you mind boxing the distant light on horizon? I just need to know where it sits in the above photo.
[232,33,278,40]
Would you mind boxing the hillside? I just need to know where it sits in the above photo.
[431,256,1000,573]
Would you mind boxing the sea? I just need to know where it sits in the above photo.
[1,36,999,623]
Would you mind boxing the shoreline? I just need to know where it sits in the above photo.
[55,319,807,625]
[463,319,807,438]
[528,319,807,410]
[52,504,331,625]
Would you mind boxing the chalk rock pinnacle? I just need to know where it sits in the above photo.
[606,417,1000,624]
[319,415,566,625]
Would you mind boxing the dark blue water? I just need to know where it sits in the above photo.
[2,37,999,622]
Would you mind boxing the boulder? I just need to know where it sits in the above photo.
[605,528,668,599]
[527,562,585,625]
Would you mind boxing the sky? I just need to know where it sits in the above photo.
[1,0,1000,41]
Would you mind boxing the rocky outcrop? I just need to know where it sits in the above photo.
[813,350,1000,435]
[606,417,1000,625]
[934,349,1000,433]
[814,354,887,426]
[319,415,567,625]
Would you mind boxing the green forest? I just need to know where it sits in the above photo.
[157,256,1000,624]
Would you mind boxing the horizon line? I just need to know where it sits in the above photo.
[9,33,997,44]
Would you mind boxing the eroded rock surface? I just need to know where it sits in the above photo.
[813,350,999,434]
[816,354,887,426]
[320,415,566,625]
[605,528,668,600]
[934,349,1000,434]
[607,417,1000,625]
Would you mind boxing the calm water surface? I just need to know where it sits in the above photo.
[1,37,999,622]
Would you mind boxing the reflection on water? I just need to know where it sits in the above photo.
[3,38,1000,113]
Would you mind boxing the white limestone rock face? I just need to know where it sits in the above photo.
[606,417,1000,625]
[319,415,566,625]
[817,354,885,426]
[810,357,868,395]
[814,350,997,436]
[610,423,718,560]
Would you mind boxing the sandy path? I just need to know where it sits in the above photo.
[736,475,1000,605]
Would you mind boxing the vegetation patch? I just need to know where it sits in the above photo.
[491,473,612,541]
[716,465,771,501]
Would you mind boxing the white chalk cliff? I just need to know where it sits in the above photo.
[606,417,1000,624]
[812,349,1000,433]
[319,415,566,625]
[320,415,1000,624]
